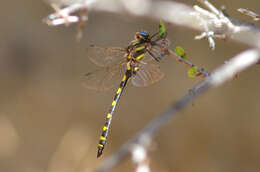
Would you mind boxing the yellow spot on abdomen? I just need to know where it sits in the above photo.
[112,100,116,106]
[122,75,127,81]
[103,126,108,131]
[100,136,106,141]
[98,144,104,147]
[107,113,112,118]
[116,88,122,94]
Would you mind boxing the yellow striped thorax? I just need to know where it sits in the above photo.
[134,45,146,52]
[132,43,146,61]
[127,31,151,62]
[130,39,140,46]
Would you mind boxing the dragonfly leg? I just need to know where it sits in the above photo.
[147,50,161,62]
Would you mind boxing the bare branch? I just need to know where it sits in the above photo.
[238,8,260,21]
[95,48,260,172]
[131,145,150,172]
[44,0,260,48]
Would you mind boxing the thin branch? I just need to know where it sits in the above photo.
[166,48,210,78]
[95,48,260,172]
[44,0,260,48]
[131,145,150,172]
[238,8,260,21]
[154,41,211,77]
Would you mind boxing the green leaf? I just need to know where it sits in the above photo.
[175,46,188,60]
[159,20,166,37]
[188,66,198,78]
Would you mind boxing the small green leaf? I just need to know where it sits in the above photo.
[159,20,166,37]
[175,46,188,60]
[188,66,198,78]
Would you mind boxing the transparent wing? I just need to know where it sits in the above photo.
[131,63,164,87]
[86,45,126,67]
[82,60,126,91]
[148,38,171,59]
[143,38,171,62]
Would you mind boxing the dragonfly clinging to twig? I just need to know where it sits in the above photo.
[82,22,169,158]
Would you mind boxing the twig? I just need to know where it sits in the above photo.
[166,48,210,78]
[238,8,260,21]
[193,0,260,48]
[154,41,210,77]
[131,145,150,172]
[44,0,260,48]
[96,48,260,172]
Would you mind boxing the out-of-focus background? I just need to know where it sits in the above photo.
[0,0,260,171]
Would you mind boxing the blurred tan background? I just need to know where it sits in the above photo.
[0,0,260,172]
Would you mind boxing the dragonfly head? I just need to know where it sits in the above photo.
[135,32,150,41]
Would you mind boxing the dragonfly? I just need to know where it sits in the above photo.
[82,24,169,158]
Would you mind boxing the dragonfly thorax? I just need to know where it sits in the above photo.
[126,42,148,62]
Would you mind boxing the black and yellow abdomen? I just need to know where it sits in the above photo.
[97,66,132,157]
